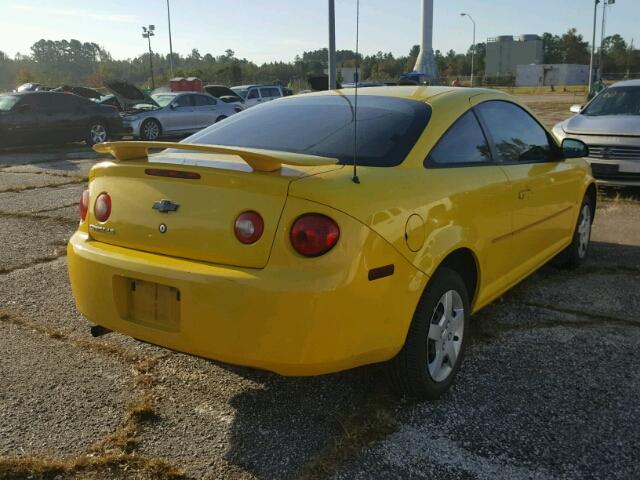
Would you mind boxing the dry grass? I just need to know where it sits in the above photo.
[0,312,187,479]
[0,453,189,480]
[298,390,398,480]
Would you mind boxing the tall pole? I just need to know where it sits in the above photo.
[588,0,600,94]
[461,13,476,87]
[328,0,337,89]
[598,1,607,80]
[167,0,174,78]
[148,34,155,90]
[143,26,156,90]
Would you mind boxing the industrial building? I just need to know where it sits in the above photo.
[516,64,589,87]
[485,35,543,76]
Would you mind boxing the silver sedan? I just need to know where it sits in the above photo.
[553,79,640,186]
[123,92,241,140]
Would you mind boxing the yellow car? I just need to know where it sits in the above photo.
[67,86,595,399]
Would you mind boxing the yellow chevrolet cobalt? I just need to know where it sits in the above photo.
[67,87,595,399]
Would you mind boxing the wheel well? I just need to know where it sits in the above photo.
[437,248,479,306]
[216,115,228,122]
[585,183,597,219]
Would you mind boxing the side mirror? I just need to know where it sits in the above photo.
[169,103,177,109]
[561,138,589,159]
[569,104,582,113]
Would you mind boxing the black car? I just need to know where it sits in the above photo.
[0,91,123,148]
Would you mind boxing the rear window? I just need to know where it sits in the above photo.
[184,95,431,167]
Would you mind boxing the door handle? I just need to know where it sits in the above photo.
[518,188,532,200]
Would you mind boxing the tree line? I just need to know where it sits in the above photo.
[0,29,638,91]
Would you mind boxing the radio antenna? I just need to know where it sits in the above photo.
[351,0,360,184]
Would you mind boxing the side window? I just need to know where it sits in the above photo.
[17,95,43,112]
[427,110,492,166]
[476,101,551,163]
[193,95,215,106]
[175,95,192,107]
[269,87,282,97]
[259,88,272,98]
[247,89,259,100]
[44,94,75,113]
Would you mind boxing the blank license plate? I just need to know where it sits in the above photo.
[124,278,181,332]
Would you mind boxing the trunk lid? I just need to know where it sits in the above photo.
[88,150,340,268]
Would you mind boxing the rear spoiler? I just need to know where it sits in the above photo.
[94,141,338,172]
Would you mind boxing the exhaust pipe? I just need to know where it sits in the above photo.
[90,325,112,337]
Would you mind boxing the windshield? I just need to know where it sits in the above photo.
[0,95,20,112]
[231,88,248,99]
[152,94,176,107]
[183,95,432,167]
[583,87,640,116]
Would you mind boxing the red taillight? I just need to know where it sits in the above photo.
[234,211,264,244]
[79,189,89,221]
[290,214,340,257]
[94,192,111,222]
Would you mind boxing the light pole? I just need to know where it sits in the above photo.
[598,0,615,81]
[167,0,174,78]
[460,13,476,87]
[142,25,156,90]
[588,0,600,94]
[328,0,337,89]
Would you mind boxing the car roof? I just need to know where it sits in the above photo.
[608,79,640,88]
[232,84,280,90]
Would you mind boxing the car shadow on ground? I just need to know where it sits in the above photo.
[217,239,640,479]
[220,361,395,479]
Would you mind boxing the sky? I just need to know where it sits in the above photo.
[0,0,638,63]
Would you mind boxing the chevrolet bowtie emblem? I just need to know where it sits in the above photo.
[152,199,180,213]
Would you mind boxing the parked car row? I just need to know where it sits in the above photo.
[0,81,294,148]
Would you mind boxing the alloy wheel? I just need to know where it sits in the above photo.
[577,204,591,258]
[143,121,160,140]
[427,290,465,382]
[90,124,107,144]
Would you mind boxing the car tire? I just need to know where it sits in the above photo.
[215,115,228,123]
[552,197,593,269]
[386,267,470,400]
[140,119,162,141]
[86,120,109,146]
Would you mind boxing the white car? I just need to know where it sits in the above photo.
[231,85,283,108]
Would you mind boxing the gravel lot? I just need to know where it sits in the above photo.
[0,96,639,479]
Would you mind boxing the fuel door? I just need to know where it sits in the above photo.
[405,213,425,252]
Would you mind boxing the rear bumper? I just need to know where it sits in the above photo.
[67,221,426,375]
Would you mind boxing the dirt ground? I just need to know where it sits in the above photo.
[1,94,639,480]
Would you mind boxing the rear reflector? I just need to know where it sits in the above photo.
[145,168,201,180]
[80,189,89,221]
[234,211,264,244]
[94,192,112,222]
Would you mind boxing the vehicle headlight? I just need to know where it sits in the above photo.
[124,115,139,122]
[552,124,566,142]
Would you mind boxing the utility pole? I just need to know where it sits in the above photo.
[598,0,615,81]
[588,0,600,94]
[142,25,156,90]
[167,0,174,78]
[460,13,476,87]
[328,0,337,89]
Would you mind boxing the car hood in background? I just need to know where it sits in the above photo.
[106,81,159,109]
[563,114,640,137]
[204,85,241,99]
